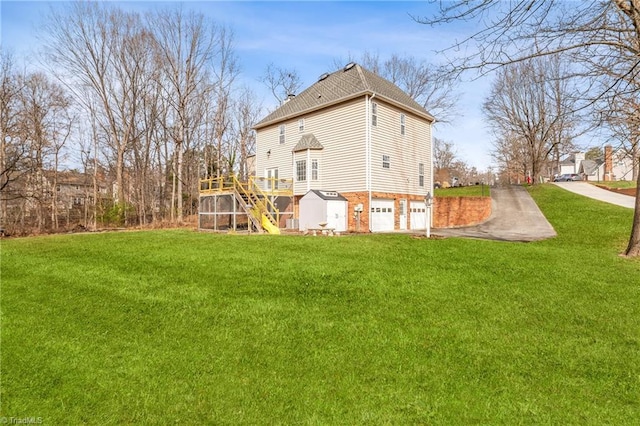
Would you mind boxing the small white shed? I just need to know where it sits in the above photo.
[299,190,348,232]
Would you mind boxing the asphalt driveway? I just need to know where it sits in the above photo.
[433,185,557,242]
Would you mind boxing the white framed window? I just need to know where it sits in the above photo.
[371,102,378,127]
[296,160,307,182]
[279,124,285,144]
[311,159,318,180]
[419,163,424,187]
[382,155,390,169]
[400,113,406,135]
[299,119,305,132]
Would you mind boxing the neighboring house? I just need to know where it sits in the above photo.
[4,169,110,230]
[44,170,110,222]
[558,146,635,182]
[252,62,435,232]
[605,145,636,181]
[558,153,585,176]
[578,158,605,181]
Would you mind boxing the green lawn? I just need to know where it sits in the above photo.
[1,184,638,424]
[435,184,490,197]
[592,180,637,189]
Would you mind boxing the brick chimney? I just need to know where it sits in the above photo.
[604,145,613,181]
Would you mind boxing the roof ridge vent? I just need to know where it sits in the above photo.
[318,72,330,81]
[344,62,356,71]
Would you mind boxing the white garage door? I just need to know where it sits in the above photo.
[371,199,394,232]
[410,201,427,230]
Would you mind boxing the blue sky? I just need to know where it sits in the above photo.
[1,1,494,170]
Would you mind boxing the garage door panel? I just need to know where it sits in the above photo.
[371,199,394,232]
[410,201,427,230]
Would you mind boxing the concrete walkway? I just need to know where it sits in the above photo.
[433,185,557,242]
[553,182,636,209]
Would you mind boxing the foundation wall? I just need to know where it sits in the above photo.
[433,197,492,228]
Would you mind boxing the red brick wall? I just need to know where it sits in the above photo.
[433,196,491,228]
[340,191,426,232]
[294,191,491,231]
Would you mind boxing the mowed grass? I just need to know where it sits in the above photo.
[1,185,639,424]
[435,184,490,197]
[592,180,637,189]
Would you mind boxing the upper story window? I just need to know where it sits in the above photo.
[371,102,378,127]
[400,113,406,135]
[311,159,318,180]
[419,163,425,187]
[298,119,305,132]
[279,124,285,144]
[296,160,307,181]
[382,155,390,169]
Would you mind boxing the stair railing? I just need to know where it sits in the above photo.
[231,175,279,227]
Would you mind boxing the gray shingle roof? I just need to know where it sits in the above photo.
[560,155,576,165]
[580,159,603,175]
[292,134,324,152]
[254,63,434,129]
[306,189,347,201]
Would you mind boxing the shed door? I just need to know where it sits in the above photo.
[410,201,427,230]
[370,199,394,232]
[326,201,347,232]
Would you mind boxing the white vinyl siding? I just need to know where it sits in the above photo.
[255,97,431,197]
[370,100,431,195]
[284,98,366,195]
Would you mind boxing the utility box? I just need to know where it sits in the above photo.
[298,190,348,232]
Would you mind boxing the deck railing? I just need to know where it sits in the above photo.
[199,176,293,197]
[199,175,293,231]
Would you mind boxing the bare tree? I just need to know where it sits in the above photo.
[483,55,580,183]
[44,3,150,224]
[17,72,73,231]
[599,93,640,181]
[260,63,302,105]
[0,50,26,228]
[149,7,218,223]
[210,25,240,179]
[433,137,457,184]
[365,53,459,123]
[417,0,640,256]
[231,87,261,180]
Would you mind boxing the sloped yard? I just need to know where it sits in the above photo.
[1,185,638,424]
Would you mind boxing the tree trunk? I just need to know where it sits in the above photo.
[624,171,640,256]
[176,139,183,223]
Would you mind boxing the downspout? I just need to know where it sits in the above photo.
[429,117,435,230]
[367,93,376,232]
